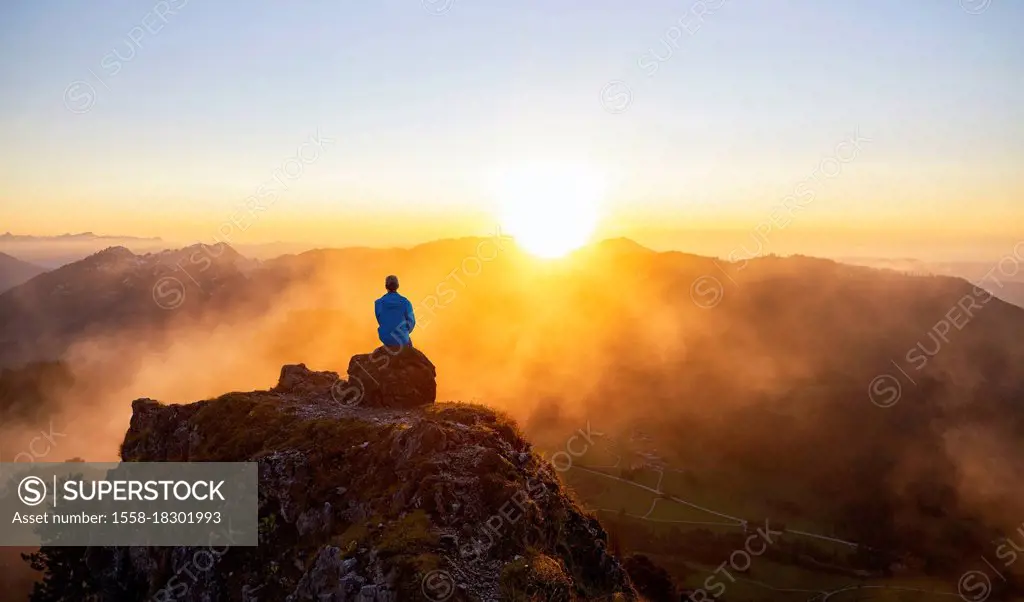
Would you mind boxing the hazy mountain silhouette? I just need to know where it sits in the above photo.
[996,281,1024,309]
[0,232,163,242]
[3,237,1024,598]
[843,256,1024,309]
[0,252,46,293]
[0,232,168,268]
[0,244,259,368]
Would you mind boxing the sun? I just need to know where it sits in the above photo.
[489,162,607,258]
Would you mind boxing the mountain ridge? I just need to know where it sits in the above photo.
[0,232,164,242]
[0,252,46,293]
[5,237,1024,594]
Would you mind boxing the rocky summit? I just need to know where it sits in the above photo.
[271,346,437,410]
[30,349,637,601]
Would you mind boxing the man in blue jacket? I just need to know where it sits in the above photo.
[375,274,416,348]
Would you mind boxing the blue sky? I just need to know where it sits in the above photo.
[0,0,1020,254]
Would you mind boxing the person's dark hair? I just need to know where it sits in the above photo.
[385,274,399,292]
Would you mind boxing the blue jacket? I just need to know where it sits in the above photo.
[375,291,416,347]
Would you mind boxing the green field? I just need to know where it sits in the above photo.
[556,441,974,602]
[560,466,659,517]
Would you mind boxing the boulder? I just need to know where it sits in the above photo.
[273,363,340,396]
[346,346,436,408]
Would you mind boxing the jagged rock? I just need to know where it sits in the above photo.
[288,546,361,601]
[274,363,340,396]
[32,360,637,602]
[296,502,334,537]
[121,397,200,461]
[390,420,448,462]
[346,346,436,408]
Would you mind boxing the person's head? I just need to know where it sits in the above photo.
[385,274,399,292]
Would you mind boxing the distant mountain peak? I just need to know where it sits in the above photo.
[83,245,137,263]
[593,237,653,253]
[93,245,134,256]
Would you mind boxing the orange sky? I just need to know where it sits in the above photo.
[1,1,1022,262]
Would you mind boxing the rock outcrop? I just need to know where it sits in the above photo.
[271,347,437,410]
[273,363,341,397]
[31,351,637,602]
[346,346,437,409]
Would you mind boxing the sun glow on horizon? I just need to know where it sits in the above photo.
[489,162,607,258]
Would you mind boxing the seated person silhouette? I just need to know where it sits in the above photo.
[375,274,416,349]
